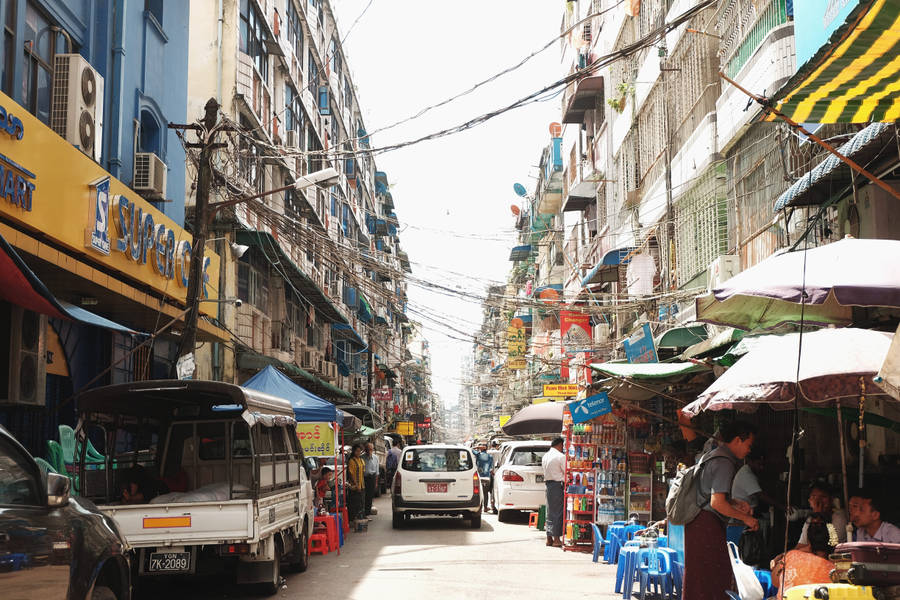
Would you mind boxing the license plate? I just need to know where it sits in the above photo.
[148,552,191,573]
[426,483,448,493]
[535,474,544,483]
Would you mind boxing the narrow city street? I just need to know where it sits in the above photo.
[154,494,620,600]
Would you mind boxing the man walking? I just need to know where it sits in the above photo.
[475,442,494,513]
[363,442,379,516]
[542,436,566,547]
[386,439,402,493]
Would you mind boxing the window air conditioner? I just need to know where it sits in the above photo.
[51,53,104,162]
[706,255,740,292]
[285,129,298,148]
[301,349,313,369]
[133,152,167,199]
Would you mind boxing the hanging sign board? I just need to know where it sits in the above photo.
[543,383,578,397]
[569,392,612,424]
[560,310,592,354]
[508,317,527,370]
[296,422,337,457]
[624,323,658,364]
[395,421,415,436]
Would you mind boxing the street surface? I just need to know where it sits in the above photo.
[150,494,622,600]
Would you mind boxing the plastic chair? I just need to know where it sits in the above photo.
[59,425,76,464]
[623,523,645,540]
[617,545,643,599]
[309,533,329,555]
[637,547,673,600]
[590,523,604,563]
[671,560,683,599]
[34,457,57,476]
[45,441,66,476]
[604,531,622,564]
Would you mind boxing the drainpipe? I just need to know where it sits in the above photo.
[107,0,127,178]
[217,0,224,104]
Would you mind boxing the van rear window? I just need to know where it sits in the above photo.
[509,447,547,466]
[402,448,472,472]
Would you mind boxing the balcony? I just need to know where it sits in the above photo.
[562,170,599,213]
[538,138,564,214]
[561,76,604,124]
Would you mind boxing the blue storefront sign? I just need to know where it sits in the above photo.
[570,392,611,424]
[624,323,658,364]
[794,0,863,66]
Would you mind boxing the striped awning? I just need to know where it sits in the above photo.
[766,0,900,123]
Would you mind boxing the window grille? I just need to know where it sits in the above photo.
[674,164,728,287]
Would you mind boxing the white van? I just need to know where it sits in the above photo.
[391,444,482,528]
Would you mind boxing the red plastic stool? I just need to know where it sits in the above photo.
[528,512,539,528]
[309,532,329,556]
[315,514,340,553]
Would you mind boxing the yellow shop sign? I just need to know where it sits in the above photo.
[0,91,218,303]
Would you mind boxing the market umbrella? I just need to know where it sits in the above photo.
[682,328,893,415]
[501,401,570,436]
[696,238,900,331]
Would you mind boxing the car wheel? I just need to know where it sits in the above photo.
[91,586,117,600]
[392,511,403,529]
[497,510,511,523]
[286,528,309,573]
[470,512,481,529]
[259,544,282,596]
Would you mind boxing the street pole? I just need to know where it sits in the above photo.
[173,98,220,376]
[366,331,374,409]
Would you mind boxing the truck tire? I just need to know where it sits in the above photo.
[497,510,511,523]
[285,528,309,573]
[259,545,282,596]
[91,586,117,600]
[470,512,482,529]
[392,511,404,529]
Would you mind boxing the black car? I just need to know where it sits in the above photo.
[0,425,131,600]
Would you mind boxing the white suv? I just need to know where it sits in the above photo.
[492,440,551,522]
[391,444,482,529]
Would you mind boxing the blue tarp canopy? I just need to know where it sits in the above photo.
[581,247,635,287]
[509,245,532,261]
[242,365,345,422]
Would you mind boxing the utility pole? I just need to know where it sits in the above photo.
[366,331,374,409]
[172,98,221,377]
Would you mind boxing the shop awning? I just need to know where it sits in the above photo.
[242,365,346,422]
[581,247,635,286]
[235,230,347,324]
[590,361,710,380]
[332,323,366,348]
[0,230,143,334]
[766,0,900,123]
[773,122,894,210]
[235,348,354,401]
[680,327,745,360]
[358,293,373,323]
[655,325,708,349]
[509,245,533,261]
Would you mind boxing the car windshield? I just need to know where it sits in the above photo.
[402,448,472,472]
[509,447,547,466]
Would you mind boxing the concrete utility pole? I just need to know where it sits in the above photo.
[172,98,221,376]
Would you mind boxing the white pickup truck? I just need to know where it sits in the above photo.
[73,380,316,595]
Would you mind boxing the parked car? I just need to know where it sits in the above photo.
[492,440,551,522]
[391,444,481,529]
[72,380,315,596]
[0,424,131,600]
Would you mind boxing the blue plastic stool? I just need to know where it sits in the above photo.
[754,569,776,598]
[670,560,683,599]
[617,545,642,598]
[604,532,622,564]
[637,547,673,600]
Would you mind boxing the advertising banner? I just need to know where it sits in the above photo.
[569,392,612,424]
[624,323,658,364]
[560,310,592,354]
[543,383,578,397]
[395,421,415,436]
[296,422,337,457]
[499,415,511,426]
[508,317,527,369]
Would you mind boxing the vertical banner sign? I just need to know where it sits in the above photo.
[296,422,337,457]
[508,317,527,370]
[624,323,658,364]
[560,310,592,355]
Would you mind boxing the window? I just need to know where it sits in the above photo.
[197,422,226,461]
[237,252,270,309]
[510,447,548,466]
[0,438,39,505]
[23,2,60,125]
[307,50,318,96]
[329,38,341,78]
[401,448,473,472]
[239,0,269,83]
[285,0,302,57]
[2,1,15,97]
[343,75,352,110]
[284,83,305,134]
[139,109,161,155]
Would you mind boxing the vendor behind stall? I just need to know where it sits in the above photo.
[849,488,900,543]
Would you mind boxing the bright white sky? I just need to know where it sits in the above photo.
[332,1,563,410]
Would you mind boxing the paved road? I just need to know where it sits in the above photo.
[146,494,623,600]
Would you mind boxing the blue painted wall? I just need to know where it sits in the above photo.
[3,0,189,225]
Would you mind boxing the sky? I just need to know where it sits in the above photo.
[331,1,564,409]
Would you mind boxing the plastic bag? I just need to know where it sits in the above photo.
[728,541,764,600]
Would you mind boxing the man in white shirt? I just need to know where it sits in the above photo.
[541,436,566,547]
[850,489,900,543]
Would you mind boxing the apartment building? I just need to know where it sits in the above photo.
[185,0,415,418]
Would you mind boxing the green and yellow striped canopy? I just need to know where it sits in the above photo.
[767,0,900,123]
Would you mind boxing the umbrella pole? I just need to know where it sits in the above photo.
[859,378,867,488]
[835,401,850,519]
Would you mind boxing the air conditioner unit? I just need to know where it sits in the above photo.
[315,355,325,376]
[285,129,299,148]
[133,152,167,199]
[51,53,104,162]
[300,349,313,370]
[707,255,740,291]
[4,307,47,406]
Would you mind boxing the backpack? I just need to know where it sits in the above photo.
[665,453,730,525]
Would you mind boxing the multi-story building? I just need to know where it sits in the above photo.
[185,0,415,416]
[0,1,221,453]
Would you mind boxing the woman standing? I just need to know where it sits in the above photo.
[347,444,366,527]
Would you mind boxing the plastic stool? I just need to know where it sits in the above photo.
[309,533,329,555]
[528,512,539,528]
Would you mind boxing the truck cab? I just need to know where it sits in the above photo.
[72,380,315,595]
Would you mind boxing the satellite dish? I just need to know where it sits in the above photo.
[511,205,520,216]
[513,183,527,197]
[539,288,560,303]
[510,317,524,329]
[549,122,562,137]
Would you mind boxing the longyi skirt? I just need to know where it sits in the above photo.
[683,509,735,600]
